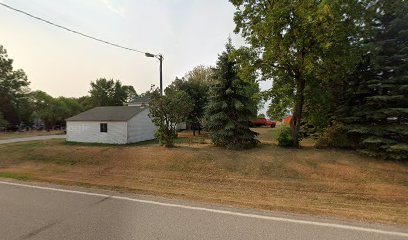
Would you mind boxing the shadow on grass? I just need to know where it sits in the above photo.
[64,139,159,147]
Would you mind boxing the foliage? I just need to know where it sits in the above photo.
[30,91,82,129]
[0,112,9,130]
[184,65,214,85]
[230,0,371,146]
[0,45,32,127]
[166,65,212,135]
[231,46,262,114]
[89,78,137,107]
[277,127,293,147]
[204,40,258,149]
[76,96,94,111]
[149,89,193,147]
[316,121,357,149]
[332,1,408,160]
[0,45,142,130]
[123,85,138,103]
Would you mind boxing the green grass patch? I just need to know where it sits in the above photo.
[0,172,33,181]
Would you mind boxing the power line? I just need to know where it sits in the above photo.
[0,2,149,55]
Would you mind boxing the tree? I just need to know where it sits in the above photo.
[257,113,265,118]
[184,65,214,85]
[149,88,193,147]
[0,112,8,130]
[333,1,408,160]
[0,45,31,127]
[76,96,94,111]
[230,0,371,146]
[31,91,59,130]
[232,46,263,116]
[167,77,210,135]
[89,78,137,107]
[55,97,83,123]
[123,85,138,103]
[205,40,258,149]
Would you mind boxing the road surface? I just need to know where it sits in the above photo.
[0,180,407,240]
[0,135,66,144]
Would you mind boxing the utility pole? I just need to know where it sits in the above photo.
[145,53,164,96]
[158,54,163,96]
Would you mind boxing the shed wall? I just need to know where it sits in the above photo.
[127,109,157,143]
[66,121,127,144]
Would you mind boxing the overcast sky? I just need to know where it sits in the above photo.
[1,0,271,112]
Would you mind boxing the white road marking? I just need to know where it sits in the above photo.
[1,180,407,238]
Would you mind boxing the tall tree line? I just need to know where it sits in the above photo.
[230,0,408,159]
[330,1,408,160]
[0,45,139,130]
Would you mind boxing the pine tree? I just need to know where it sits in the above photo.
[338,1,408,160]
[205,41,258,149]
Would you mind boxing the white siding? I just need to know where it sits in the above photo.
[67,121,127,144]
[176,122,187,130]
[127,109,157,143]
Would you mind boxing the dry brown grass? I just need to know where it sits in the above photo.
[0,127,407,225]
[0,130,64,140]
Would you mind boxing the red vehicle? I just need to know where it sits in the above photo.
[250,118,276,128]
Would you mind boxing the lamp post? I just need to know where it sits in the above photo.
[145,53,163,96]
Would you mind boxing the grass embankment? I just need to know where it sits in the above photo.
[0,130,64,140]
[0,127,407,225]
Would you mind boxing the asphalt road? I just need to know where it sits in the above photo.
[0,135,66,144]
[0,180,407,240]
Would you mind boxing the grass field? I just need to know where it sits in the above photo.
[0,127,407,225]
[0,130,64,140]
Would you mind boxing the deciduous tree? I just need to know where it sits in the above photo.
[89,78,137,107]
[230,0,370,146]
[149,88,193,147]
[0,45,31,126]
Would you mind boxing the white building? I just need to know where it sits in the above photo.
[128,96,187,131]
[66,106,157,144]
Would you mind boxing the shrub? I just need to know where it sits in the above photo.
[277,127,294,147]
[316,122,356,149]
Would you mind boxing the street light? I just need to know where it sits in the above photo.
[145,52,163,96]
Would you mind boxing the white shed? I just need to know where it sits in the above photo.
[66,106,157,144]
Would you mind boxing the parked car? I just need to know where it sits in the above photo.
[250,118,276,128]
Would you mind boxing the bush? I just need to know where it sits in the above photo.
[277,127,294,147]
[316,121,358,149]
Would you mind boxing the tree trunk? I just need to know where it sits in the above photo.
[291,77,306,147]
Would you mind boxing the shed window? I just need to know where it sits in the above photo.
[100,123,108,132]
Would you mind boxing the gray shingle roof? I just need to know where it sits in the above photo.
[66,106,147,121]
[128,96,151,105]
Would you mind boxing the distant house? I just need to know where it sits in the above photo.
[66,106,157,144]
[282,115,292,126]
[127,96,150,107]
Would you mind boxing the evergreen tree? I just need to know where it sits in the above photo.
[336,1,408,160]
[205,41,258,149]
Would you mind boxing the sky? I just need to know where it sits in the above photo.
[0,0,271,112]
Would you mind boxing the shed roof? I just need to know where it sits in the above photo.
[66,106,147,121]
